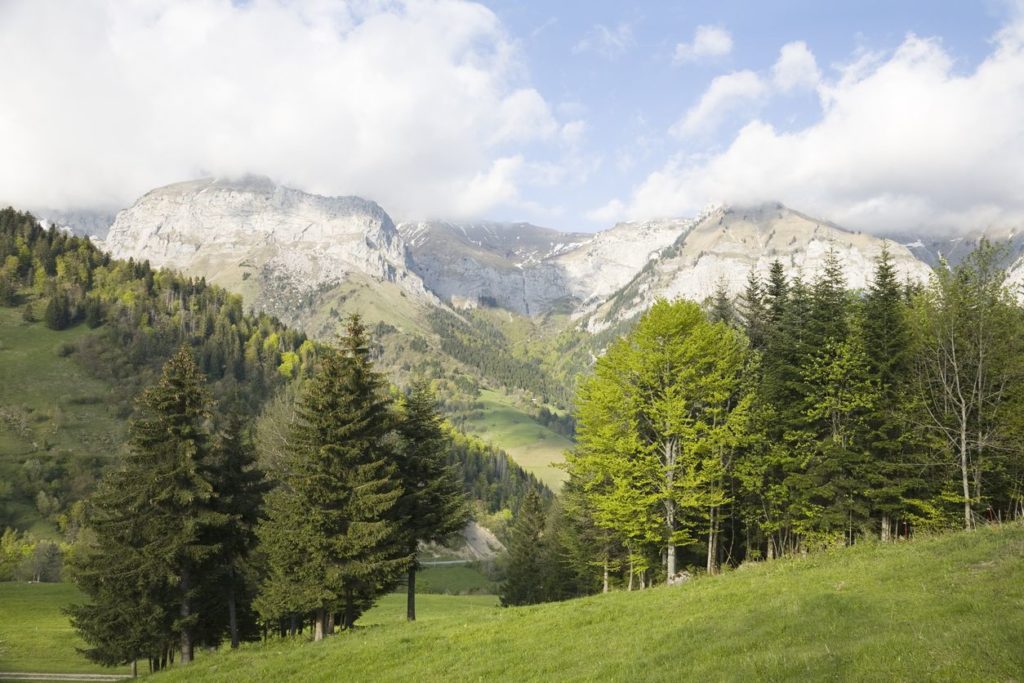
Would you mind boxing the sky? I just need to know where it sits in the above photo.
[0,0,1021,235]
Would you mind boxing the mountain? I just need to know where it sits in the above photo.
[102,176,435,329]
[586,203,934,330]
[398,217,689,317]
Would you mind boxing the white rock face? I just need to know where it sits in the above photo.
[102,179,940,332]
[103,176,433,313]
[588,203,934,330]
[398,217,692,316]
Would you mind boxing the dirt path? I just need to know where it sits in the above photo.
[0,673,131,682]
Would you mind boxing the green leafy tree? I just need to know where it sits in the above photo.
[912,241,1024,528]
[568,299,749,581]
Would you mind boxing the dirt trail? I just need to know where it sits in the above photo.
[0,673,130,682]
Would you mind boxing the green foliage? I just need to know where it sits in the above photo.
[567,299,750,579]
[153,524,1024,683]
[499,490,547,606]
[255,316,407,635]
[66,348,256,668]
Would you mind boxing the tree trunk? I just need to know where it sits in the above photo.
[344,588,357,630]
[960,417,973,529]
[602,558,609,594]
[228,582,239,649]
[706,506,719,576]
[131,659,137,678]
[179,568,192,666]
[327,611,335,636]
[407,564,417,622]
[627,553,634,592]
[313,608,325,641]
[880,513,891,542]
[664,438,677,582]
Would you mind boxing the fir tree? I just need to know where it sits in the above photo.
[68,346,224,668]
[256,315,406,639]
[394,379,468,621]
[500,490,547,606]
[202,413,268,648]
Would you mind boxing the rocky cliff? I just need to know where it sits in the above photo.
[102,176,434,323]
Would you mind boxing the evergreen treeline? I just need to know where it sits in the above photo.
[427,309,565,405]
[506,244,1024,601]
[66,319,469,669]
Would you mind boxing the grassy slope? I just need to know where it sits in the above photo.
[0,582,131,674]
[156,525,1024,682]
[0,308,126,536]
[461,389,571,489]
[0,582,492,675]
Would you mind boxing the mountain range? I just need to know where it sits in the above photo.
[94,176,950,327]
[54,175,1015,417]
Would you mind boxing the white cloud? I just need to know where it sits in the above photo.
[670,70,768,137]
[573,23,634,59]
[614,23,1024,235]
[587,199,627,223]
[0,0,559,220]
[773,41,821,91]
[673,25,733,64]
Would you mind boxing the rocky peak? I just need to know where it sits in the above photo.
[102,176,433,322]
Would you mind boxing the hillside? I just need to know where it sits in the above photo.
[153,525,1024,682]
[0,210,549,540]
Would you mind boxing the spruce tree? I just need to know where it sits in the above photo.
[394,379,468,621]
[500,490,547,606]
[68,346,224,668]
[256,315,406,639]
[861,244,929,539]
[201,413,268,648]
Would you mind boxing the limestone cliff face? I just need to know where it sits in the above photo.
[585,204,934,330]
[102,176,433,321]
[398,217,692,316]
[101,179,938,332]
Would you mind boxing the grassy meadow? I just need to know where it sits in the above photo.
[151,524,1024,682]
[0,564,495,675]
[462,389,572,489]
[0,582,131,675]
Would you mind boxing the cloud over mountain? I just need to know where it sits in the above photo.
[606,10,1024,235]
[0,0,557,221]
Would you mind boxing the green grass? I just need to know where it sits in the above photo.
[417,564,497,595]
[462,390,572,489]
[0,307,127,536]
[0,582,131,675]
[153,524,1024,682]
[360,593,498,627]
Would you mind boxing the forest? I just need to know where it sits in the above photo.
[4,208,1024,671]
[499,242,1024,605]
[0,210,547,593]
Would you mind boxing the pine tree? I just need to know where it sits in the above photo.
[500,490,547,606]
[738,269,767,350]
[68,346,224,668]
[394,379,468,621]
[707,279,736,326]
[256,315,406,639]
[861,244,931,539]
[44,293,69,330]
[201,413,268,648]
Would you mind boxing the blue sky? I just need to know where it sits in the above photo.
[0,0,1021,234]
[481,0,1011,230]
